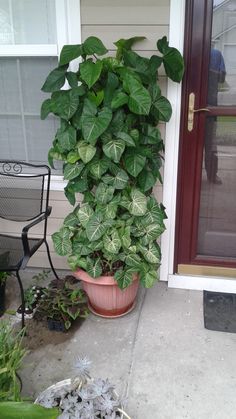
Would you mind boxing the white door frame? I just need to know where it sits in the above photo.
[161,0,236,292]
[160,0,185,282]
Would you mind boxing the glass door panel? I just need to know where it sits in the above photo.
[198,116,236,258]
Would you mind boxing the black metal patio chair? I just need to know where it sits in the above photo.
[0,160,59,328]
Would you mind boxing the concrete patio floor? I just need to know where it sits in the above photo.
[2,269,236,419]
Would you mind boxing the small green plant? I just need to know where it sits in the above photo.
[0,272,10,285]
[35,278,89,330]
[0,322,27,401]
[32,269,51,285]
[41,35,184,289]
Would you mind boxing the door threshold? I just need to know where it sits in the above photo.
[168,274,236,293]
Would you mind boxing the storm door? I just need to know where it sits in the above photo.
[175,0,236,276]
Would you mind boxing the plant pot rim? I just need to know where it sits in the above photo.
[74,268,139,286]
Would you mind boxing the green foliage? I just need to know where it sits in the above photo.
[0,402,59,419]
[0,323,27,402]
[36,278,89,330]
[42,35,184,289]
[0,272,10,285]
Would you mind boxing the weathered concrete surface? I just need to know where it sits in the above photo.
[2,269,236,418]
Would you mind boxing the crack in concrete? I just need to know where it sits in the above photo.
[125,288,147,401]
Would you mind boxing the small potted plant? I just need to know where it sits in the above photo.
[41,35,184,317]
[16,270,50,319]
[35,356,130,418]
[35,277,89,331]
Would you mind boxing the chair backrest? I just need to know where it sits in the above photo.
[0,161,51,222]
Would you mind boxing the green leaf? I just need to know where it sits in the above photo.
[41,65,67,92]
[52,227,72,256]
[0,402,59,419]
[142,124,162,145]
[78,203,94,227]
[103,139,125,163]
[138,169,156,192]
[121,226,131,248]
[125,253,141,268]
[86,213,107,241]
[111,91,128,109]
[128,188,147,216]
[104,229,122,254]
[66,71,78,88]
[114,36,146,60]
[64,185,76,205]
[59,44,83,66]
[142,197,166,225]
[157,36,184,82]
[124,150,146,177]
[81,100,112,145]
[88,90,104,106]
[67,150,80,163]
[116,131,135,147]
[95,183,115,204]
[114,269,133,289]
[78,141,96,163]
[113,169,129,189]
[89,158,109,179]
[86,258,103,278]
[143,223,165,242]
[142,270,158,288]
[48,147,64,168]
[70,175,88,193]
[139,242,161,264]
[83,36,108,56]
[51,89,80,120]
[104,202,118,219]
[104,72,119,106]
[41,99,51,119]
[57,125,77,152]
[80,60,103,88]
[123,74,151,115]
[63,162,85,180]
[63,212,79,228]
[152,96,172,122]
[69,256,87,271]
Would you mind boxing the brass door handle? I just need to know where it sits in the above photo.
[188,93,210,131]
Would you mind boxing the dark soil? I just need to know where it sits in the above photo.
[16,317,84,351]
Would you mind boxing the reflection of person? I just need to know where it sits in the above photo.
[205,48,226,184]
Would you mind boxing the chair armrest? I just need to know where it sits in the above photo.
[21,207,52,256]
[22,207,52,234]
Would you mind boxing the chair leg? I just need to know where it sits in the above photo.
[16,271,25,329]
[45,240,59,280]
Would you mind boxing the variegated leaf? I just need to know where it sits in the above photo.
[128,188,147,216]
[78,203,94,227]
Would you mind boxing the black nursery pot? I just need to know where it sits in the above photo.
[0,282,6,317]
[47,318,66,332]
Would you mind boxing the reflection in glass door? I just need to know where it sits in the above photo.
[197,0,236,260]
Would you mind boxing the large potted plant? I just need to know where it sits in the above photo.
[41,35,184,317]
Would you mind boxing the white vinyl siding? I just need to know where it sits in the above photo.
[81,0,170,205]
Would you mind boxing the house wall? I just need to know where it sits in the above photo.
[27,0,170,269]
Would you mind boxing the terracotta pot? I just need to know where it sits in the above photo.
[74,269,139,318]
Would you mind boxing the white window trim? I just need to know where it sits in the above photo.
[160,0,185,282]
[0,0,81,190]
